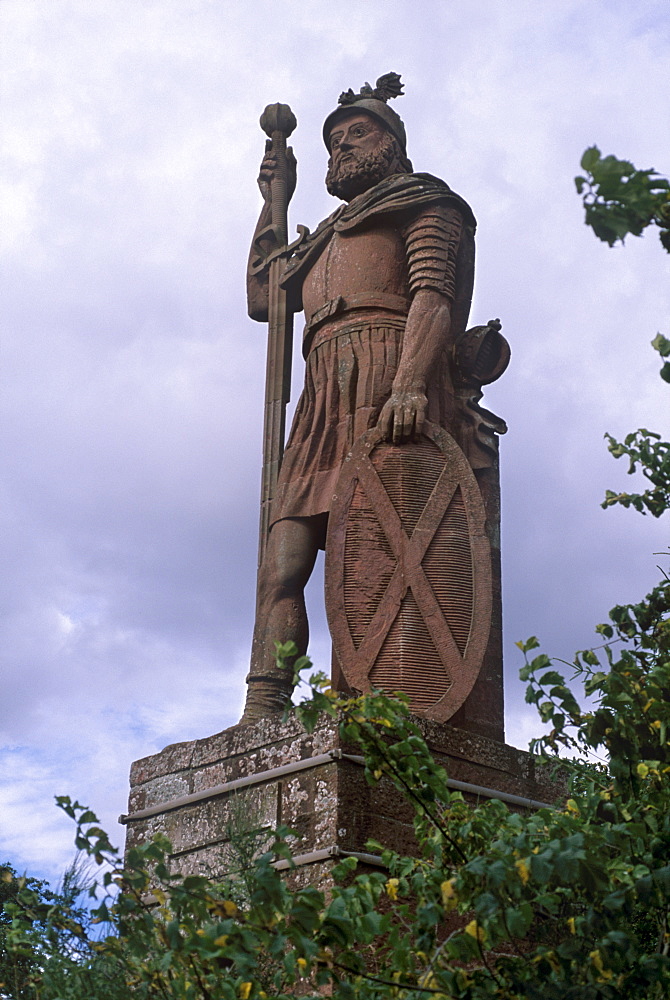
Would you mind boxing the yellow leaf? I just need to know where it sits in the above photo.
[386,877,399,900]
[222,899,238,917]
[239,982,252,1000]
[464,919,486,943]
[590,950,604,971]
[297,957,308,973]
[589,952,614,982]
[567,917,576,935]
[440,878,457,909]
[637,762,649,779]
[515,858,530,885]
[566,799,580,815]
[651,720,661,730]
[214,935,228,947]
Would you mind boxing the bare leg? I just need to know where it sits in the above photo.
[241,515,326,723]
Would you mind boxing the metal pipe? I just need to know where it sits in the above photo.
[272,845,386,871]
[120,749,346,824]
[444,777,552,811]
[340,753,554,810]
[121,747,554,825]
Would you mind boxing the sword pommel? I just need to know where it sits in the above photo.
[260,103,297,139]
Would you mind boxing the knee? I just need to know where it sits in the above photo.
[258,542,310,604]
[258,562,301,606]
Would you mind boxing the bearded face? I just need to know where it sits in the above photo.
[325,129,402,201]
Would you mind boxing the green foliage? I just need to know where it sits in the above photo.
[1,864,52,999]
[1,855,109,1000]
[575,146,670,250]
[600,336,670,516]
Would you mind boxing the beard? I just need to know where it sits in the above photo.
[325,132,399,201]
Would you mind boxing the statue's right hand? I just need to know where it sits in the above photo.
[258,141,297,203]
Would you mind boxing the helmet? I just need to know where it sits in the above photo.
[322,72,407,153]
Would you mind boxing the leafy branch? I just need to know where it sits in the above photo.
[575,146,670,251]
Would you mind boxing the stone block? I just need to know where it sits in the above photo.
[124,714,563,882]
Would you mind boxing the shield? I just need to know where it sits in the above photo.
[325,421,492,722]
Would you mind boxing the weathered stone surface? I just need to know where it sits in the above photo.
[124,715,562,881]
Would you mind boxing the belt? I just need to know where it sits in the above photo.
[303,293,410,355]
[305,293,410,334]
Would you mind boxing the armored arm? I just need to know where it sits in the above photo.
[378,203,463,443]
[246,144,297,322]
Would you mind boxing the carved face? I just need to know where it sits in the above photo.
[328,112,387,163]
[325,111,400,201]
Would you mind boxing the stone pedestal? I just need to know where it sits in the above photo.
[123,714,560,885]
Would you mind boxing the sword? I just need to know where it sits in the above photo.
[256,103,297,568]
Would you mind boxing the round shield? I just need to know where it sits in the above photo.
[325,421,492,722]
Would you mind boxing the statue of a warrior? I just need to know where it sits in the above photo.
[242,74,509,727]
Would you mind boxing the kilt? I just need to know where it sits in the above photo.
[270,314,450,538]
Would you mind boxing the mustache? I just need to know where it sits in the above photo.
[325,134,398,199]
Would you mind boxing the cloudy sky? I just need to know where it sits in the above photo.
[1,0,669,885]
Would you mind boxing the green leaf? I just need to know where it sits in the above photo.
[505,903,533,937]
[539,701,554,722]
[474,892,499,918]
[651,333,670,358]
[581,146,601,172]
[517,636,540,652]
[539,670,565,686]
[530,854,553,883]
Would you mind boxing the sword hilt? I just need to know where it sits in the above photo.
[260,103,297,247]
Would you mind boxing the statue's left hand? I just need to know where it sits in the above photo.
[378,388,428,445]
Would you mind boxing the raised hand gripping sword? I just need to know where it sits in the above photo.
[254,103,297,568]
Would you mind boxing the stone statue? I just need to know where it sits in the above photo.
[241,74,509,731]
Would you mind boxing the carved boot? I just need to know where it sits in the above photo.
[239,673,293,725]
